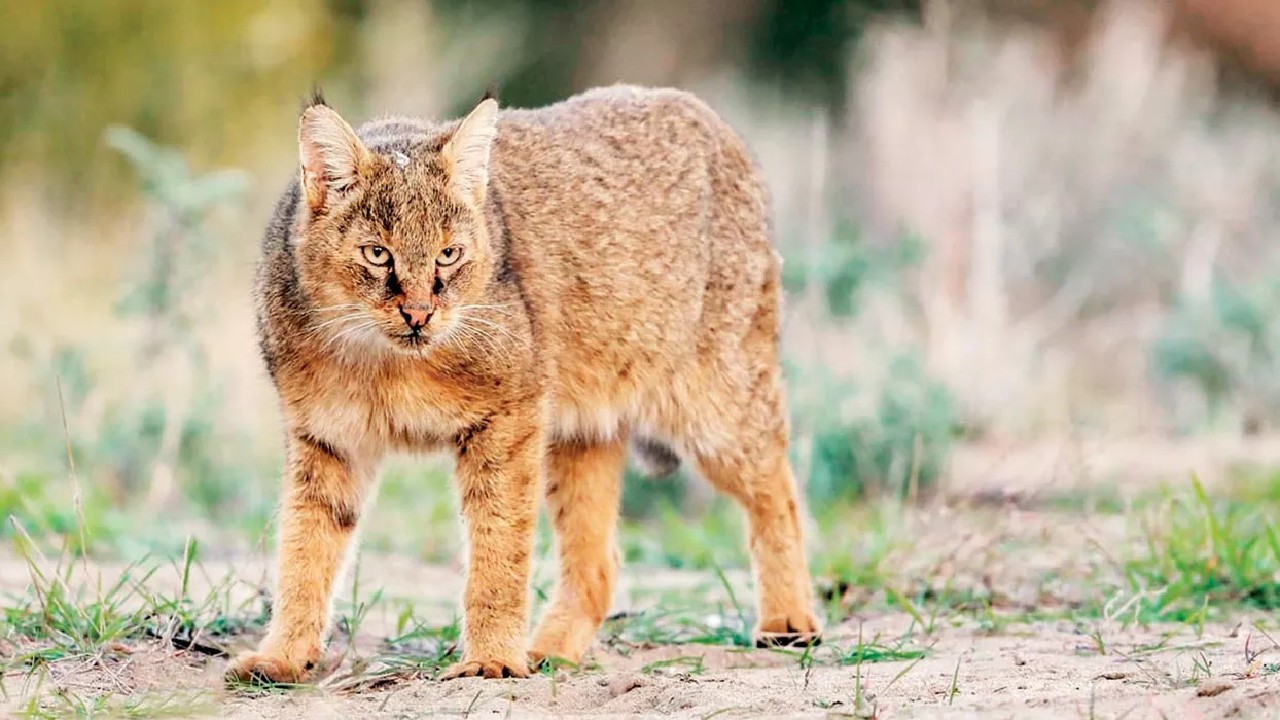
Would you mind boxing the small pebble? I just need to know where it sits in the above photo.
[607,674,646,697]
[1196,679,1232,698]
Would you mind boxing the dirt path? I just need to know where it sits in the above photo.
[220,619,1277,719]
[7,611,1275,719]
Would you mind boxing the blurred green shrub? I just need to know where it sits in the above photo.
[782,221,925,319]
[1152,276,1280,432]
[9,128,267,549]
[621,466,689,521]
[797,354,956,503]
[0,471,94,552]
[787,220,956,503]
[96,128,255,518]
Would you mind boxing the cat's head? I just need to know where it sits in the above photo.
[290,93,499,356]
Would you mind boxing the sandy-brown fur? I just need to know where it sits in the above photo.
[225,84,820,685]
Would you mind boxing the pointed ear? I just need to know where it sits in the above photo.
[442,98,499,205]
[298,103,369,214]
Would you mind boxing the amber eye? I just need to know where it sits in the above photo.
[362,245,392,266]
[436,245,463,267]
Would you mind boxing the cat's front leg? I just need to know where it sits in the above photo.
[226,431,373,685]
[441,410,543,680]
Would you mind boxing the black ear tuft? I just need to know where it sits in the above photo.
[302,86,328,113]
[482,84,499,105]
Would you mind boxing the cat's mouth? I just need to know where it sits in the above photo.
[384,329,438,356]
[395,331,430,349]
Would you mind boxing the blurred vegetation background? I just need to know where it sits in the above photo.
[5,0,1280,564]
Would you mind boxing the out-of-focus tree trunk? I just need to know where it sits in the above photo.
[1174,0,1280,85]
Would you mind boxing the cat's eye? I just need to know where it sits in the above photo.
[362,245,392,266]
[437,245,463,267]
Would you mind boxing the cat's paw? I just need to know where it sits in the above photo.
[224,651,315,686]
[754,611,823,649]
[528,613,595,668]
[440,656,531,680]
[527,647,579,671]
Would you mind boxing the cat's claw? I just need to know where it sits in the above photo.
[441,657,531,680]
[754,612,823,649]
[224,652,314,686]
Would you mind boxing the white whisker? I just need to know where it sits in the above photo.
[461,315,520,344]
[325,320,381,352]
[447,318,502,356]
[449,321,495,351]
[310,312,369,333]
[454,303,520,317]
[445,303,525,356]
[313,303,366,314]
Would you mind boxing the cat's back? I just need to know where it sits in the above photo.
[489,84,770,303]
[490,85,734,229]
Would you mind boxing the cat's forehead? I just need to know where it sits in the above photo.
[352,176,461,240]
[340,142,465,237]
[371,146,417,175]
[369,141,452,187]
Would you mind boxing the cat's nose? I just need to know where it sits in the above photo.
[399,301,432,330]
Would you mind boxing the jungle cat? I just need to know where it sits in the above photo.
[227,85,821,683]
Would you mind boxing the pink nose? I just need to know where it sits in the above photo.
[399,301,432,330]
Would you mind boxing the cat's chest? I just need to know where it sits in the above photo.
[287,360,477,455]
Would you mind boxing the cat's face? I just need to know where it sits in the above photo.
[292,99,499,356]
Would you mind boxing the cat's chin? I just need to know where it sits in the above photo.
[388,332,433,355]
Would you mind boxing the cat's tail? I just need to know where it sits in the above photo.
[629,437,682,478]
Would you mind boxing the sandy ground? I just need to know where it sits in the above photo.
[943,434,1280,502]
[4,522,1279,719]
[220,619,1280,720]
[5,607,1277,719]
[5,438,1280,718]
